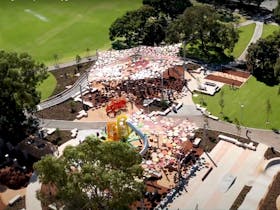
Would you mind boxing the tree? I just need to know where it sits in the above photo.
[266,98,272,125]
[143,0,192,18]
[75,54,82,71]
[167,5,238,62]
[53,54,59,67]
[85,48,90,59]
[274,0,280,23]
[109,6,157,49]
[219,89,225,116]
[246,32,280,85]
[0,51,47,144]
[34,136,144,210]
[234,118,241,138]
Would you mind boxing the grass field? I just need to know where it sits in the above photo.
[36,72,57,101]
[261,24,280,39]
[232,23,256,58]
[0,0,141,64]
[193,77,280,129]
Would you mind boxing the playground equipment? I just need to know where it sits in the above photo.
[106,115,149,156]
[106,115,130,141]
[106,97,127,117]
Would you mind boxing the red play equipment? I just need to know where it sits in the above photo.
[106,97,127,117]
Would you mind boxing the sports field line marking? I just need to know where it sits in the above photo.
[36,14,84,45]
[24,9,49,22]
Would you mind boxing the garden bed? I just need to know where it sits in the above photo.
[35,99,84,121]
[222,69,250,78]
[230,185,252,210]
[44,130,72,146]
[264,147,280,160]
[195,129,257,152]
[205,74,243,87]
[259,172,280,210]
[50,61,94,96]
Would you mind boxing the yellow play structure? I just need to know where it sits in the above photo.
[106,115,130,141]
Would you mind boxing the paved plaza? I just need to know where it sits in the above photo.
[168,141,268,210]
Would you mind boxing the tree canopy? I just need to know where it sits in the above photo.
[143,0,192,18]
[166,5,239,62]
[34,136,144,210]
[109,5,158,49]
[246,31,280,85]
[0,51,47,144]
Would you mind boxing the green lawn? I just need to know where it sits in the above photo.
[193,77,280,129]
[232,23,256,58]
[36,72,57,101]
[262,24,280,39]
[0,0,141,65]
[1,0,141,99]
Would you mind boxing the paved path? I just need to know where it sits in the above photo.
[40,119,106,130]
[47,56,97,71]
[25,172,42,210]
[238,21,264,61]
[38,73,90,110]
[38,56,97,111]
[188,115,280,151]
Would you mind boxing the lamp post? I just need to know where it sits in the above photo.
[240,104,244,125]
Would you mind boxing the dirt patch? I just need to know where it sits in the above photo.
[230,185,252,210]
[259,172,280,210]
[35,99,84,121]
[51,61,94,96]
[205,74,243,87]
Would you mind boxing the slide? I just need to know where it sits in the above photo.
[126,120,149,156]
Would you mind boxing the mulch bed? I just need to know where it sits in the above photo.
[230,185,252,210]
[259,172,280,210]
[35,99,84,121]
[4,196,25,210]
[51,61,94,96]
[186,63,200,71]
[130,180,170,210]
[223,69,250,79]
[44,130,72,146]
[195,129,258,152]
[264,147,280,159]
[205,74,243,87]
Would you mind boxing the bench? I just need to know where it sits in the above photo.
[71,128,78,138]
[76,110,88,119]
[8,194,21,206]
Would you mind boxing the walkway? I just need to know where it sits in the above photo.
[188,115,280,151]
[237,21,264,61]
[47,56,97,71]
[37,56,97,111]
[25,172,42,210]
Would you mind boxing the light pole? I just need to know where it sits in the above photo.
[240,104,244,125]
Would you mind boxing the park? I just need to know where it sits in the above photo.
[0,0,280,210]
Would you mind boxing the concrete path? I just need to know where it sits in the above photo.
[47,56,97,71]
[238,21,264,61]
[25,172,42,210]
[40,119,106,130]
[188,115,280,151]
[38,56,97,111]
[239,159,280,210]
